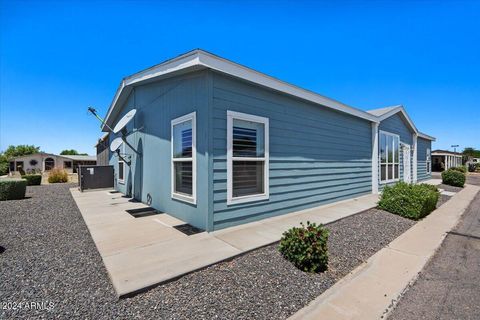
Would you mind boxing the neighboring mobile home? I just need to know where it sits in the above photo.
[101,49,435,231]
[431,150,463,172]
[9,153,96,174]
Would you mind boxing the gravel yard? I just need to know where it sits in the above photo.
[437,183,464,193]
[1,184,417,319]
[437,194,452,208]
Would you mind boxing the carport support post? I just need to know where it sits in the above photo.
[371,122,379,194]
[412,133,418,183]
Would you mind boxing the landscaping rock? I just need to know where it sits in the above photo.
[0,184,415,319]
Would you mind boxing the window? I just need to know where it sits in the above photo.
[171,112,196,204]
[379,131,400,183]
[227,111,269,205]
[44,158,55,171]
[64,161,72,169]
[426,148,431,174]
[118,143,125,184]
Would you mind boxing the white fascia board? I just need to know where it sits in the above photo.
[418,132,436,141]
[102,50,379,128]
[197,52,378,122]
[432,152,461,157]
[102,80,126,131]
[124,52,201,86]
[377,106,419,134]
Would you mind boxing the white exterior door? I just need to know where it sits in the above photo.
[403,145,411,183]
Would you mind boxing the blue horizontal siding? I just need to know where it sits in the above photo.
[379,113,413,145]
[109,71,210,230]
[210,72,372,230]
[417,137,432,181]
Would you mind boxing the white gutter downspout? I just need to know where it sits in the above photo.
[412,133,418,183]
[371,122,379,194]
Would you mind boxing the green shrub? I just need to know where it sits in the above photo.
[450,166,466,173]
[0,179,27,200]
[21,174,42,186]
[48,168,69,183]
[278,221,329,273]
[378,182,439,220]
[0,161,8,176]
[441,169,466,187]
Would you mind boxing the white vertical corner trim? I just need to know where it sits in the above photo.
[227,110,269,205]
[412,133,418,183]
[426,147,431,174]
[371,122,379,194]
[171,111,197,204]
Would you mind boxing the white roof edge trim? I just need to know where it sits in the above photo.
[196,51,378,122]
[102,80,125,130]
[372,105,435,141]
[418,132,436,141]
[102,50,379,129]
[377,105,419,134]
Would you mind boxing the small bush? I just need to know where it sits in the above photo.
[378,182,439,220]
[450,166,466,173]
[48,168,69,183]
[278,221,329,273]
[21,174,42,186]
[0,179,27,200]
[441,169,466,187]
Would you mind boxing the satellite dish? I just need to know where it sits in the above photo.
[113,109,137,134]
[110,137,124,152]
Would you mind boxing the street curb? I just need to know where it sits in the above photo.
[289,184,480,320]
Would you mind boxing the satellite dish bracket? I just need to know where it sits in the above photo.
[115,150,131,166]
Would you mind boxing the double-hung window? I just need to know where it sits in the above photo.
[227,111,269,205]
[171,112,196,204]
[379,131,400,183]
[426,148,431,174]
[118,142,125,184]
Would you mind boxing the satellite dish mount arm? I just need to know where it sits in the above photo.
[116,149,131,166]
[88,107,114,132]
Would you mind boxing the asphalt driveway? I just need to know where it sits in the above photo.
[389,174,480,320]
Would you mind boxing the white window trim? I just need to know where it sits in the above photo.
[171,112,197,204]
[426,148,431,174]
[118,142,125,184]
[379,130,400,184]
[227,110,269,205]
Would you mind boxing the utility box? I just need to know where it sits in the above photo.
[78,165,114,191]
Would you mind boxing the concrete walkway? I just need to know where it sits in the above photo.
[289,184,480,320]
[70,188,378,297]
[388,189,480,320]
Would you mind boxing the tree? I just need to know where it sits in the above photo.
[3,145,41,159]
[60,149,88,155]
[0,154,8,176]
[0,145,41,176]
[462,147,480,159]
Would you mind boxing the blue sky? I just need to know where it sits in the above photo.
[1,0,479,155]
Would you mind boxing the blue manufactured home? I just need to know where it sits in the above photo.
[101,49,435,231]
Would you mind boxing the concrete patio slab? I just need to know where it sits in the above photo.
[289,184,480,320]
[70,188,379,297]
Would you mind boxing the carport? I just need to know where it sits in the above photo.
[432,150,463,171]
